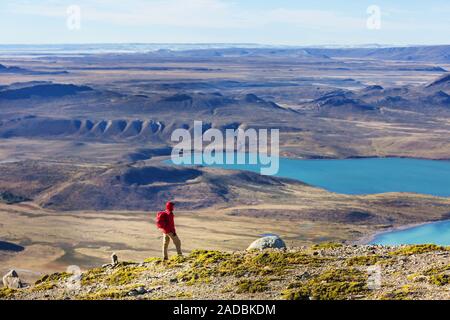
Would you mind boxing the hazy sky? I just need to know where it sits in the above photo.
[1,0,449,45]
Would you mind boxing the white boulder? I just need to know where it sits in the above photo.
[247,236,286,250]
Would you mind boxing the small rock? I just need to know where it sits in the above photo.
[247,236,286,250]
[128,286,147,296]
[413,275,428,283]
[136,286,147,294]
[2,269,23,289]
[111,253,119,265]
[128,290,139,296]
[170,278,178,283]
[295,272,311,280]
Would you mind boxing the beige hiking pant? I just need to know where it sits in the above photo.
[163,232,182,259]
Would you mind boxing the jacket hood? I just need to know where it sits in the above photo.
[166,201,174,212]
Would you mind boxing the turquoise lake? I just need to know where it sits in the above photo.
[168,154,450,197]
[370,220,450,246]
[168,154,450,245]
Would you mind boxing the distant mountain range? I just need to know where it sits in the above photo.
[0,63,68,75]
[0,72,448,142]
[0,64,28,73]
[0,44,448,62]
[301,73,450,117]
[0,82,91,99]
[305,45,450,63]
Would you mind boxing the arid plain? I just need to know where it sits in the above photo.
[0,45,450,283]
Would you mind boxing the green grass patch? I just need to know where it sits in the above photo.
[346,255,387,266]
[429,274,450,286]
[81,267,106,286]
[423,264,450,286]
[106,266,148,286]
[189,250,231,266]
[35,272,71,285]
[30,271,72,292]
[283,268,369,300]
[176,291,193,298]
[389,244,447,256]
[31,282,57,292]
[0,287,17,299]
[144,257,163,264]
[176,250,327,285]
[236,279,269,294]
[381,285,414,300]
[217,251,329,277]
[177,267,214,285]
[78,288,129,300]
[311,242,343,250]
[164,255,186,267]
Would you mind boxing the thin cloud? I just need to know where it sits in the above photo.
[4,0,448,45]
[6,0,367,29]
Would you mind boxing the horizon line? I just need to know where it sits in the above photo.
[0,42,449,48]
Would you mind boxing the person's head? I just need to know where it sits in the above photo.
[166,201,175,212]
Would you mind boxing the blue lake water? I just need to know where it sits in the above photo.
[168,154,450,245]
[370,220,450,246]
[168,154,450,197]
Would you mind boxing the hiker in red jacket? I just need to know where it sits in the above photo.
[156,201,182,260]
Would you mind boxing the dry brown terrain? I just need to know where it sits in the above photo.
[2,244,449,300]
[1,165,449,285]
[1,46,449,290]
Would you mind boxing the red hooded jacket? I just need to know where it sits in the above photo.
[156,201,176,234]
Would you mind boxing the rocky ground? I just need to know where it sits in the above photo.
[1,243,449,300]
